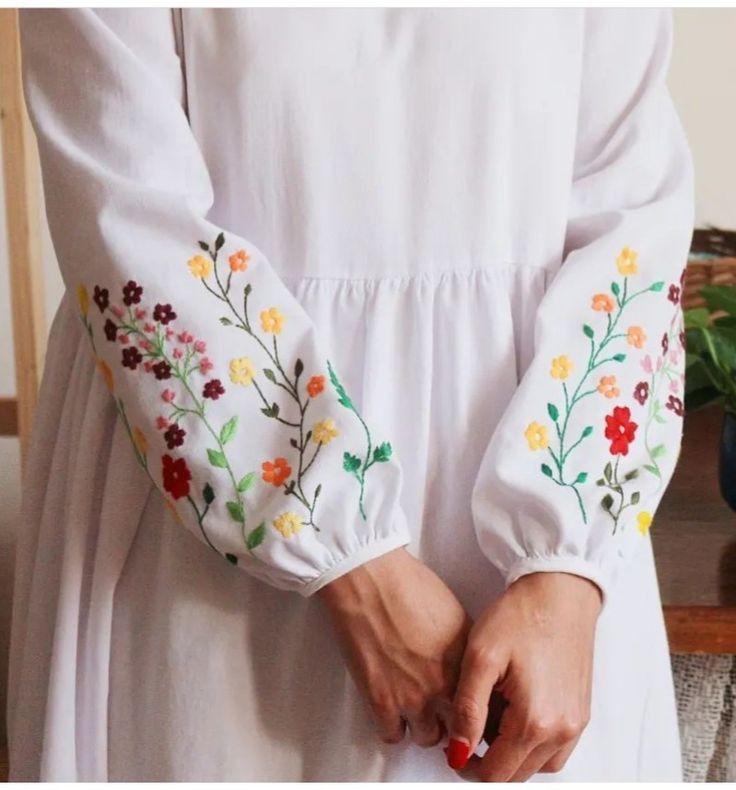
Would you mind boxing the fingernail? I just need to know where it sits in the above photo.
[446,737,471,770]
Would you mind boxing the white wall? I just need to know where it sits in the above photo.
[0,7,735,749]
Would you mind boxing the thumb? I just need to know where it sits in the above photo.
[446,642,504,771]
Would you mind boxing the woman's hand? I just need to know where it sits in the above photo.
[318,547,472,747]
[446,572,602,782]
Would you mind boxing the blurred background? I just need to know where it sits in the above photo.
[2,6,736,781]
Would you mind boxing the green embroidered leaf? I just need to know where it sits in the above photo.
[596,478,606,486]
[225,553,238,565]
[284,481,296,495]
[649,281,665,293]
[260,406,274,418]
[583,324,594,339]
[305,430,312,443]
[604,462,613,483]
[612,353,626,363]
[271,402,280,418]
[654,413,667,424]
[611,281,620,297]
[289,438,299,448]
[220,416,238,445]
[630,491,641,505]
[215,232,225,251]
[226,500,245,524]
[651,444,667,459]
[541,463,553,478]
[327,360,354,410]
[644,463,660,475]
[574,472,588,484]
[314,484,322,500]
[582,426,594,438]
[246,521,266,550]
[237,472,256,493]
[263,368,277,383]
[220,316,233,326]
[203,483,215,504]
[343,452,362,473]
[207,448,228,468]
[373,442,393,463]
[244,283,252,297]
[624,469,639,481]
[601,493,614,512]
[294,358,304,378]
[547,403,559,421]
[198,240,209,252]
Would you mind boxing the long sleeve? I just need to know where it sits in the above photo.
[20,8,411,595]
[470,10,694,603]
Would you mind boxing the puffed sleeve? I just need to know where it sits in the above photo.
[19,8,411,595]
[470,9,694,604]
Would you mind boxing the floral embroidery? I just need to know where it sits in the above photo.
[626,326,646,349]
[262,457,292,487]
[273,511,304,539]
[312,418,339,446]
[592,293,615,313]
[550,355,573,380]
[188,254,213,279]
[229,357,256,386]
[229,249,250,272]
[636,511,653,535]
[260,307,285,335]
[524,421,549,451]
[307,375,326,398]
[162,454,192,500]
[616,247,639,275]
[597,375,620,399]
[604,406,638,456]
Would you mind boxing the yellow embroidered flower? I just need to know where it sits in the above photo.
[550,355,573,380]
[96,358,114,392]
[636,511,653,535]
[597,375,620,399]
[260,307,285,335]
[627,326,646,349]
[524,421,549,451]
[273,511,304,539]
[76,284,90,316]
[132,427,148,456]
[591,293,615,313]
[616,246,639,276]
[312,418,339,445]
[187,254,213,279]
[229,356,256,386]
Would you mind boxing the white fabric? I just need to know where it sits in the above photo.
[9,8,692,781]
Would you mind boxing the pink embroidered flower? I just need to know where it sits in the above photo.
[199,357,214,375]
[111,305,125,319]
[177,331,194,344]
[143,361,153,373]
[669,378,680,394]
[162,389,176,403]
[156,416,170,430]
[193,340,206,354]
[165,327,175,341]
[144,322,156,333]
[118,333,130,345]
[138,339,152,352]
[641,355,653,374]
[172,348,183,360]
[134,307,147,320]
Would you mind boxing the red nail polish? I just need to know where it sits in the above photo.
[446,737,471,770]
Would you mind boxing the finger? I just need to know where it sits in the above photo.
[405,705,443,748]
[369,701,407,745]
[538,737,579,775]
[509,740,563,783]
[473,703,543,782]
[447,643,505,769]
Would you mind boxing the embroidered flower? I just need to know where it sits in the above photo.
[679,331,686,350]
[641,355,654,374]
[550,355,573,380]
[312,418,339,445]
[111,305,125,319]
[164,497,183,524]
[262,457,292,487]
[592,293,615,313]
[665,395,684,417]
[272,511,304,539]
[229,249,250,272]
[604,406,638,456]
[203,379,225,400]
[524,421,549,451]
[121,346,143,370]
[229,357,256,386]
[172,348,183,360]
[662,332,669,355]
[134,307,146,320]
[155,416,170,430]
[97,358,114,392]
[162,454,191,500]
[93,285,109,312]
[616,246,639,276]
[194,339,206,354]
[633,381,649,406]
[627,326,646,349]
[260,307,285,335]
[668,284,681,305]
[76,284,90,316]
[104,318,118,342]
[199,357,214,375]
[187,255,213,279]
[132,427,148,456]
[597,375,620,399]
[306,375,325,397]
[118,333,130,345]
[122,280,143,306]
[152,360,172,380]
[162,388,176,403]
[164,423,186,449]
[636,511,653,535]
[177,331,194,344]
[153,303,177,325]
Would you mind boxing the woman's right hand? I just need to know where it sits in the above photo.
[318,547,472,748]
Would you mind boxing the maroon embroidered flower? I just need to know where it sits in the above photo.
[121,346,143,370]
[661,332,669,355]
[153,303,177,325]
[152,360,172,380]
[604,405,638,456]
[667,284,681,305]
[203,379,225,400]
[164,423,186,449]
[104,318,118,342]
[633,381,650,406]
[666,395,684,417]
[122,280,143,306]
[93,285,109,312]
[162,454,191,500]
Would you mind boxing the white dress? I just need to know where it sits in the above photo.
[9,8,693,782]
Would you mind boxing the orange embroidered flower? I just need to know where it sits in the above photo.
[627,326,646,349]
[307,375,325,398]
[76,284,90,316]
[597,375,620,399]
[260,307,285,335]
[616,246,639,276]
[229,249,250,273]
[262,457,292,487]
[97,358,114,392]
[132,427,149,455]
[164,497,184,524]
[591,293,615,313]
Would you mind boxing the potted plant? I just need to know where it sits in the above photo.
[685,284,736,510]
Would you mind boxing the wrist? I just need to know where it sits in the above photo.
[510,571,603,621]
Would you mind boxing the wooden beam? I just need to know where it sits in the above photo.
[0,9,46,469]
[664,606,736,654]
[0,397,18,437]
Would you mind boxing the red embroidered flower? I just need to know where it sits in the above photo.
[162,454,191,500]
[633,381,649,406]
[661,332,669,355]
[104,318,118,342]
[153,303,177,325]
[164,423,186,449]
[667,284,681,305]
[122,280,143,306]
[306,375,325,398]
[122,346,143,370]
[262,457,292,487]
[604,406,638,456]
[152,360,172,380]
[666,395,684,417]
[203,379,225,400]
[93,285,109,312]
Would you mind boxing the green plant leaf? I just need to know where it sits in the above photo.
[541,463,553,478]
[237,472,256,493]
[630,491,641,505]
[373,442,393,463]
[314,484,322,500]
[260,406,274,418]
[220,416,238,445]
[583,324,594,339]
[207,448,228,468]
[649,281,665,292]
[685,307,711,330]
[574,471,588,484]
[226,500,245,524]
[702,285,736,317]
[203,483,215,504]
[644,463,660,476]
[547,403,559,421]
[343,453,362,473]
[327,360,354,410]
[271,402,280,418]
[246,521,266,550]
[596,478,605,486]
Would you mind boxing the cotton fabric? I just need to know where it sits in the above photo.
[9,8,692,781]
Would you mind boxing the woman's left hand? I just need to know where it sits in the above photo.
[446,572,602,782]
